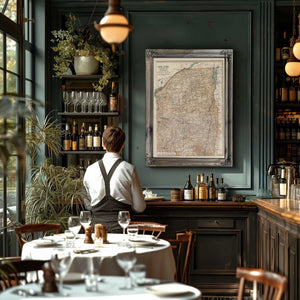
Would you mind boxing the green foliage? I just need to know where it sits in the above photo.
[51,13,119,91]
[25,161,86,230]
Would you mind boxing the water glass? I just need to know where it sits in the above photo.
[127,224,138,240]
[80,211,92,230]
[64,230,75,248]
[85,274,99,292]
[129,264,146,287]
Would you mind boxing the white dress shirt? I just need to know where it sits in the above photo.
[83,152,146,213]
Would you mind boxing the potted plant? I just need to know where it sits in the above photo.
[25,113,85,230]
[51,13,119,91]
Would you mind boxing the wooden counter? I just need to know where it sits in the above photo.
[133,200,257,297]
[253,198,300,300]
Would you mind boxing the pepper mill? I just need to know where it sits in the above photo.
[42,262,58,293]
[84,225,94,244]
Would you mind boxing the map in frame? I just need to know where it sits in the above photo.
[145,49,233,167]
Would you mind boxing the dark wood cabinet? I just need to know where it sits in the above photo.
[133,201,257,297]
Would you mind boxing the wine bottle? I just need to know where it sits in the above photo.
[63,123,72,151]
[208,173,216,201]
[279,168,287,196]
[217,178,227,201]
[194,175,200,200]
[199,173,207,201]
[281,31,290,61]
[102,124,107,150]
[71,121,78,151]
[205,175,209,200]
[79,159,86,180]
[297,119,300,140]
[289,77,296,102]
[86,123,94,151]
[183,175,194,201]
[93,123,102,151]
[109,81,119,112]
[78,122,86,151]
[280,74,288,102]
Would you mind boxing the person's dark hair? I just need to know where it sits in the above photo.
[102,126,125,152]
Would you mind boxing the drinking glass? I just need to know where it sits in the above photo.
[62,90,70,112]
[129,264,146,287]
[118,211,131,235]
[68,216,81,237]
[50,250,72,295]
[116,248,137,289]
[80,211,92,230]
[127,224,138,240]
[64,229,75,248]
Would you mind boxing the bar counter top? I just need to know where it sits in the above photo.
[144,199,257,210]
[252,198,300,225]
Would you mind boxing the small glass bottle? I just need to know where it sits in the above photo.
[194,175,200,200]
[109,81,119,112]
[184,175,194,201]
[208,173,216,201]
[279,168,287,197]
[199,173,207,201]
[217,178,227,201]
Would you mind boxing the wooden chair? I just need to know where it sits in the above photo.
[168,230,196,285]
[129,221,167,239]
[236,267,287,300]
[14,223,61,251]
[0,258,48,290]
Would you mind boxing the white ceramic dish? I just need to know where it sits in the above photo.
[31,238,61,247]
[128,235,158,246]
[147,283,200,297]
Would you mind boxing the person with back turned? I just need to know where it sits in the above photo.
[83,126,146,232]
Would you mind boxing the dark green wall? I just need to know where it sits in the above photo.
[47,0,274,199]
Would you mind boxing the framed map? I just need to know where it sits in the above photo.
[145,49,233,167]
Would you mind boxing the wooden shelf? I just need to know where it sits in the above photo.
[61,150,105,155]
[58,112,119,117]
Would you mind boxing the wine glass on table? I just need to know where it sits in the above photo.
[118,210,131,239]
[68,216,81,238]
[80,211,92,231]
[116,247,137,290]
[50,250,72,295]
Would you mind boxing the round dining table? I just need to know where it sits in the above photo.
[0,276,202,299]
[21,233,176,280]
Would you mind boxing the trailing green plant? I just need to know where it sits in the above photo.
[51,13,120,91]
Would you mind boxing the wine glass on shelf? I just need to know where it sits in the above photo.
[116,248,137,290]
[118,210,131,237]
[80,211,92,231]
[68,216,81,237]
[99,92,107,112]
[50,250,72,295]
[62,90,70,112]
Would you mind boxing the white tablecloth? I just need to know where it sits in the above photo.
[0,276,201,299]
[21,234,176,280]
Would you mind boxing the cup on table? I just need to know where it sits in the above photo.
[85,274,99,292]
[64,230,75,248]
[127,224,138,240]
[129,264,146,287]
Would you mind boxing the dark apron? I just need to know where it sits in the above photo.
[91,158,133,233]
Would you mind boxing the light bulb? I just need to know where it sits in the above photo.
[285,60,300,77]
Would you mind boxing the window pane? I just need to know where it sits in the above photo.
[0,71,3,93]
[25,79,32,97]
[25,50,32,80]
[6,37,17,73]
[6,73,17,93]
[0,0,17,23]
[0,33,3,68]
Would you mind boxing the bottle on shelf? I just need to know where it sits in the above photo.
[297,119,300,140]
[109,81,119,112]
[285,118,291,140]
[217,178,227,201]
[93,123,102,151]
[63,123,71,151]
[194,175,200,200]
[291,118,297,140]
[281,31,290,61]
[102,124,107,151]
[279,119,286,140]
[86,123,94,151]
[279,74,288,102]
[78,122,86,151]
[215,177,219,191]
[79,159,86,180]
[183,175,194,201]
[199,173,207,201]
[71,121,78,151]
[206,175,209,200]
[289,77,296,103]
[279,168,287,196]
[296,77,300,102]
[208,173,216,201]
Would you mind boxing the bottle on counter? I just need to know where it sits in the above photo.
[86,123,94,151]
[208,173,216,201]
[63,123,71,151]
[217,178,227,201]
[199,173,207,201]
[205,175,209,200]
[279,168,287,196]
[93,123,102,151]
[183,175,194,201]
[194,175,200,200]
[71,121,78,151]
[78,122,86,151]
[109,81,119,112]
